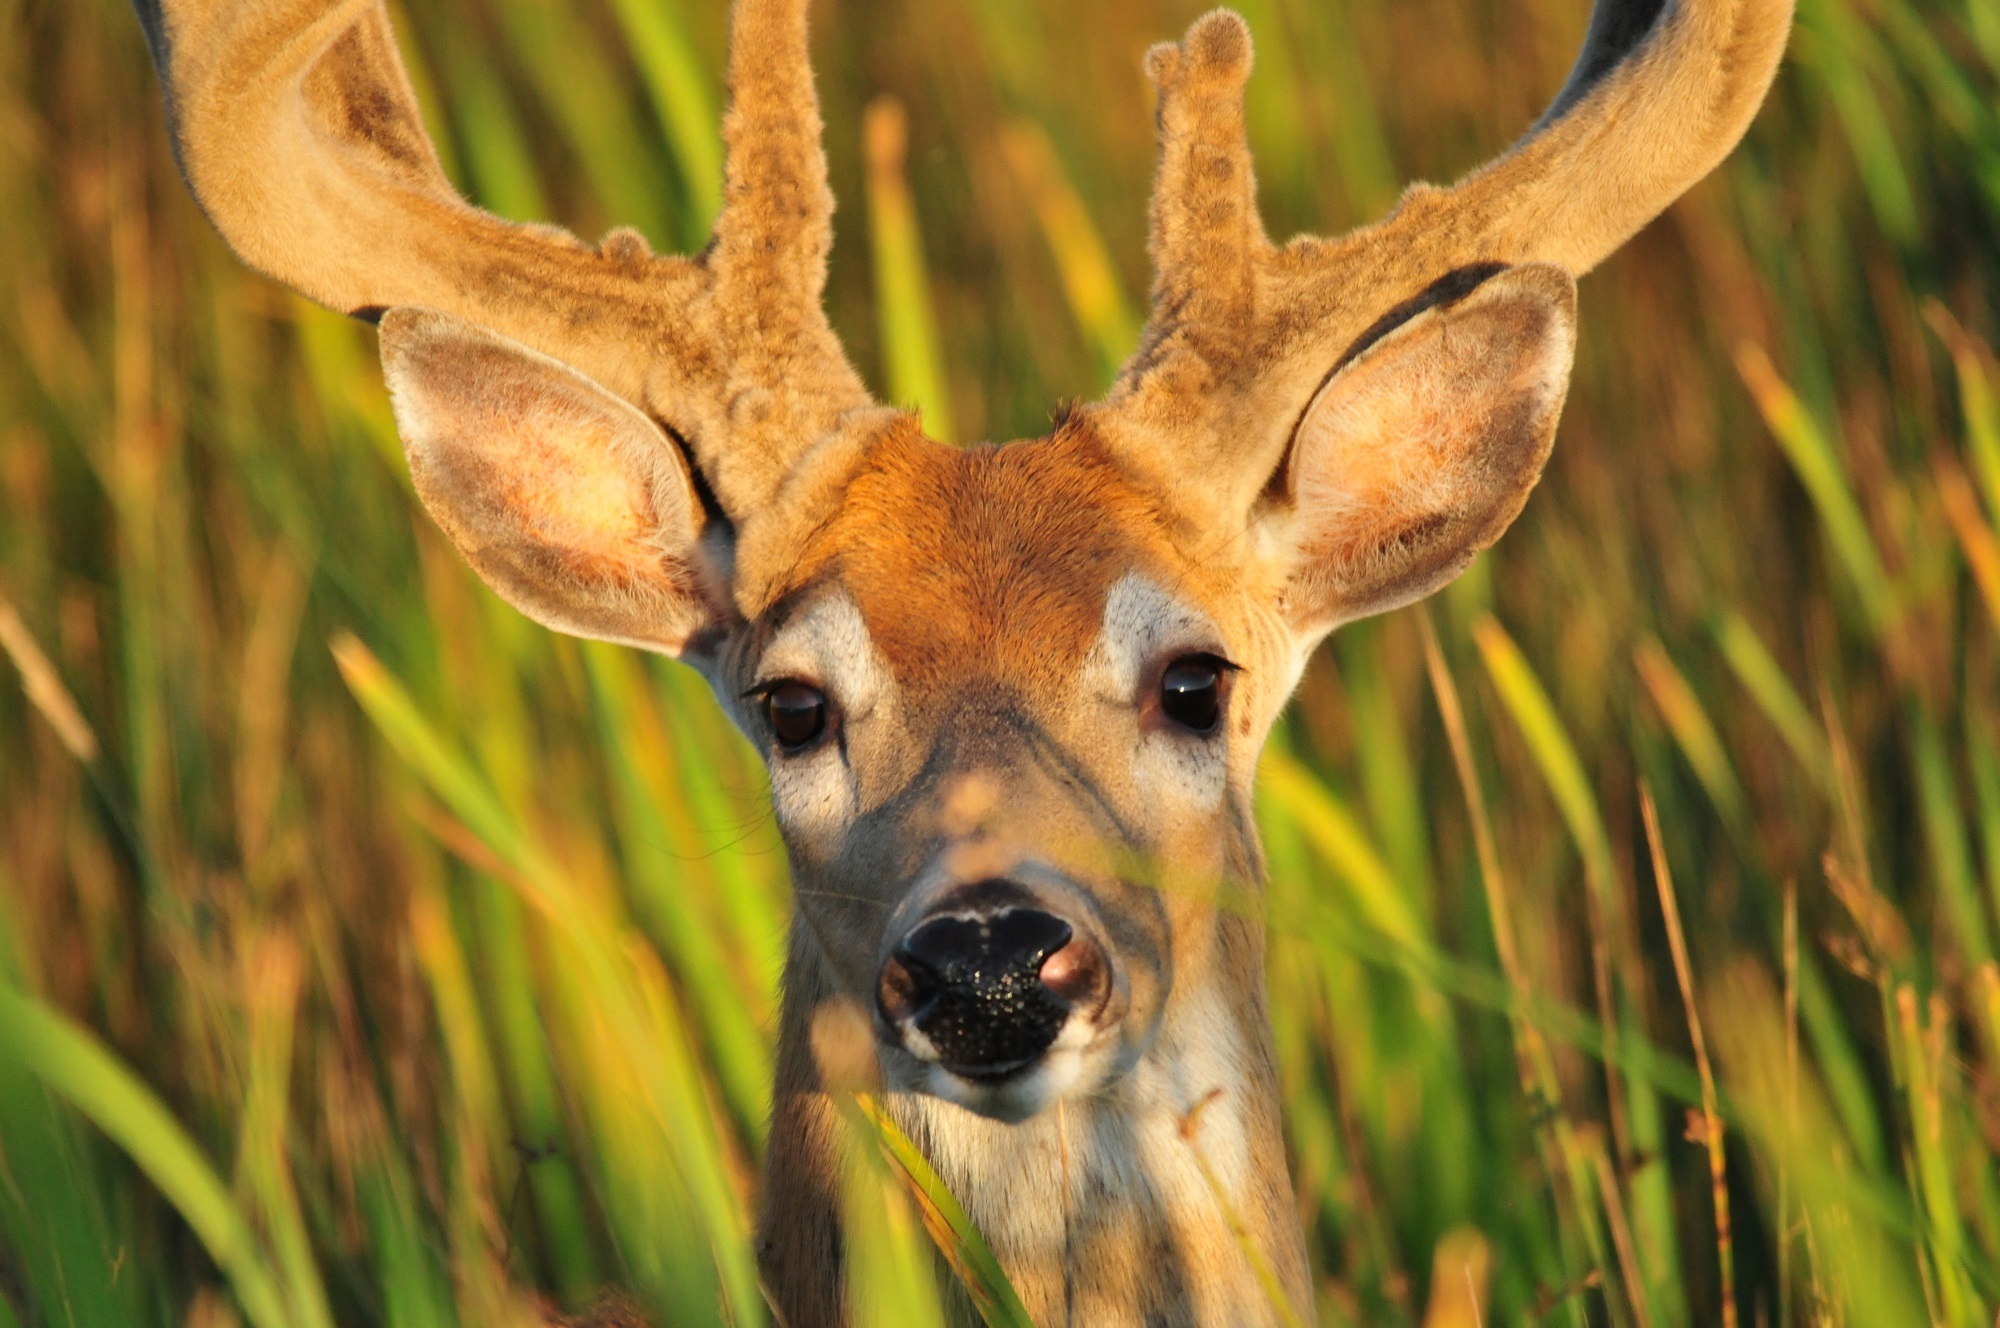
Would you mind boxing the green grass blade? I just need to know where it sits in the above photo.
[334,632,765,1326]
[854,1095,1035,1328]
[1337,621,1435,907]
[486,0,673,242]
[1971,722,2000,935]
[438,37,552,221]
[466,878,603,1300]
[359,1173,460,1328]
[1712,611,1836,794]
[239,938,336,1328]
[1260,748,1424,949]
[1736,345,1899,632]
[1794,0,1923,248]
[997,120,1141,385]
[0,988,292,1328]
[1891,984,1985,1324]
[1471,617,1619,905]
[864,98,953,440]
[1913,708,1992,966]
[1709,963,1930,1325]
[1925,303,2000,525]
[332,633,536,874]
[583,640,774,1145]
[0,1035,148,1327]
[605,0,723,248]
[650,658,788,1024]
[1635,635,1752,838]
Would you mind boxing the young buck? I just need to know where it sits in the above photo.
[137,0,1790,1321]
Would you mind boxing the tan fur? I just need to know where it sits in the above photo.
[380,309,724,653]
[1279,264,1580,630]
[780,420,1187,696]
[140,0,1793,1323]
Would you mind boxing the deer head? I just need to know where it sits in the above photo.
[137,0,1791,1321]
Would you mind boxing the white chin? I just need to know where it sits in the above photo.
[918,1045,1089,1123]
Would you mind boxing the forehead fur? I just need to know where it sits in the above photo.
[784,418,1189,696]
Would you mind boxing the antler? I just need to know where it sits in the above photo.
[136,0,872,520]
[1088,0,1793,528]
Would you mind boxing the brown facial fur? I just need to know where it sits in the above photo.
[740,411,1266,1011]
[782,418,1203,699]
[744,415,1310,1327]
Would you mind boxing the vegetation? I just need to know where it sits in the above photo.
[3,0,1999,1322]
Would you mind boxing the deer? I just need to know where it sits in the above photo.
[134,0,1791,1322]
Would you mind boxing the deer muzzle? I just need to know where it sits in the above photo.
[875,878,1113,1099]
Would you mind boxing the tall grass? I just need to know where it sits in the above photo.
[2,0,1999,1322]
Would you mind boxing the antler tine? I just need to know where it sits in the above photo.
[1139,12,1268,370]
[1085,11,1274,528]
[1087,0,1791,528]
[715,0,837,325]
[697,0,874,519]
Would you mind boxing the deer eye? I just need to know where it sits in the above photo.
[762,681,828,751]
[1160,655,1232,734]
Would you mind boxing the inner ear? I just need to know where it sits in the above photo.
[1269,262,1578,632]
[379,307,725,655]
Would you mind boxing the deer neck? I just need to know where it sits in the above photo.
[758,911,1310,1328]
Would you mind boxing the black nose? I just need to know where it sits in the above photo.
[877,889,1106,1080]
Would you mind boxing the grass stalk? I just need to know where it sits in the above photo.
[238,934,336,1328]
[1590,1141,1655,1328]
[1936,455,2000,629]
[1735,344,1898,634]
[1711,612,1836,796]
[1640,786,1735,1328]
[1780,881,1798,1328]
[1634,635,1751,839]
[1923,301,2000,520]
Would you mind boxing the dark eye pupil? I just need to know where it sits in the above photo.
[1161,658,1222,733]
[766,683,827,749]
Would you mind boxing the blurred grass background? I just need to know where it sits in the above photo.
[2,0,1999,1322]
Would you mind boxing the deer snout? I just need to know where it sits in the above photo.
[876,884,1110,1082]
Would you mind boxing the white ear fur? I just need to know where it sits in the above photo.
[379,307,721,654]
[1273,263,1577,632]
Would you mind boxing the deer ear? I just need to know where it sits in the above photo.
[1272,263,1577,631]
[379,308,724,655]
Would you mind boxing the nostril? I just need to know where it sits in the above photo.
[1038,934,1109,1014]
[876,951,937,1026]
[897,909,1070,979]
[984,909,1071,968]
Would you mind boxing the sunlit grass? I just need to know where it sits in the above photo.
[4,0,2000,1322]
